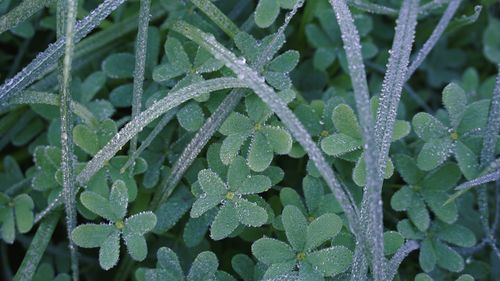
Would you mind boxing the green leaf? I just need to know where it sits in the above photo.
[456,274,475,281]
[177,102,205,132]
[156,247,183,280]
[219,112,253,135]
[73,124,99,155]
[165,37,191,72]
[261,126,292,154]
[421,162,461,192]
[1,208,15,243]
[71,224,116,248]
[442,83,467,128]
[306,246,353,277]
[331,104,361,139]
[80,191,117,221]
[255,0,280,28]
[353,155,393,186]
[156,187,194,232]
[248,131,273,172]
[188,251,219,281]
[321,133,362,156]
[268,50,300,73]
[455,141,480,180]
[383,231,404,255]
[198,169,227,196]
[457,100,490,134]
[102,53,135,79]
[124,212,157,235]
[251,237,295,264]
[302,176,324,213]
[210,203,238,240]
[123,233,148,261]
[191,194,222,218]
[393,154,422,184]
[417,138,453,171]
[434,240,464,272]
[408,196,430,232]
[235,198,268,226]
[99,229,120,270]
[423,192,458,224]
[279,187,307,214]
[220,133,249,165]
[238,175,272,195]
[305,213,342,251]
[109,180,128,220]
[390,186,414,211]
[13,194,34,233]
[483,17,500,64]
[436,223,476,248]
[419,239,436,272]
[391,120,410,141]
[412,112,448,141]
[415,273,433,281]
[282,205,307,251]
[152,64,186,81]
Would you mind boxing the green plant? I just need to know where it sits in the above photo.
[1,0,500,280]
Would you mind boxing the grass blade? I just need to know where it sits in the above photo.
[406,0,461,81]
[13,211,61,281]
[0,0,128,104]
[0,0,54,34]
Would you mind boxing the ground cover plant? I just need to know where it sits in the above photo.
[0,0,499,280]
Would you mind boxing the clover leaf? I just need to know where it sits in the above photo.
[71,180,157,270]
[321,99,410,186]
[412,83,490,179]
[391,154,462,231]
[398,219,475,273]
[254,0,300,28]
[234,32,299,91]
[135,247,235,281]
[219,94,293,172]
[0,193,34,243]
[483,17,500,64]
[416,273,475,281]
[279,175,342,224]
[190,156,272,240]
[251,205,351,280]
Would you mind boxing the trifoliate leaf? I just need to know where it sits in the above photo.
[306,246,353,277]
[235,198,268,226]
[305,213,342,251]
[210,203,238,240]
[383,231,404,256]
[412,112,448,141]
[443,83,467,128]
[417,138,453,171]
[255,0,280,28]
[102,53,135,79]
[332,104,362,139]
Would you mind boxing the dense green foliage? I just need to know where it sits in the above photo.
[0,0,500,280]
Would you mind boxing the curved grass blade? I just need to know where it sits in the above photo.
[0,0,54,35]
[13,211,61,281]
[0,0,128,104]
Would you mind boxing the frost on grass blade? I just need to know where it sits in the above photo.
[0,0,127,104]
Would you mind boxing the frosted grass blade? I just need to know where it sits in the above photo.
[406,0,461,81]
[57,0,79,277]
[0,0,128,104]
[128,0,151,169]
[33,78,246,222]
[13,211,61,281]
[385,240,419,280]
[190,0,240,38]
[0,0,54,34]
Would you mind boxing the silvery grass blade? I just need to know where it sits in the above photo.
[13,211,61,281]
[128,0,152,168]
[171,20,361,240]
[57,0,79,277]
[477,65,500,243]
[0,0,128,104]
[371,2,419,278]
[406,0,461,81]
[190,0,240,38]
[0,0,54,34]
[385,240,419,281]
[446,168,500,204]
[346,0,397,15]
[327,1,379,279]
[34,78,246,223]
